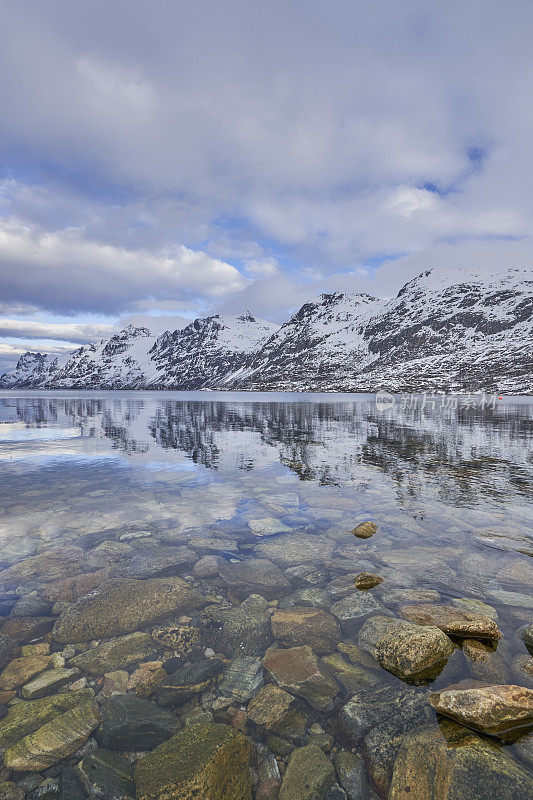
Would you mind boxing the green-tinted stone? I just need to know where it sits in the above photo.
[69,632,154,675]
[278,744,335,800]
[4,698,100,771]
[134,722,252,800]
[0,689,94,748]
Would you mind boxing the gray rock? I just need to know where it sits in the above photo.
[285,565,329,586]
[331,593,385,634]
[219,656,264,702]
[253,535,336,567]
[521,624,533,655]
[324,785,348,800]
[58,767,86,800]
[333,750,369,800]
[337,684,431,744]
[291,588,331,610]
[155,659,224,706]
[96,695,180,751]
[21,669,79,700]
[201,604,272,657]
[279,744,335,800]
[111,546,196,578]
[77,748,134,799]
[69,632,154,675]
[511,655,533,688]
[10,594,51,618]
[218,558,291,600]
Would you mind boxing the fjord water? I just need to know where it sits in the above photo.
[0,390,532,793]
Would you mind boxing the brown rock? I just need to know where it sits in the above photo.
[353,572,382,590]
[462,640,510,683]
[430,681,533,738]
[271,607,341,654]
[358,615,455,684]
[247,684,307,739]
[0,617,54,644]
[42,568,111,602]
[262,646,338,710]
[128,661,166,698]
[102,669,129,696]
[0,655,51,690]
[52,578,205,642]
[256,777,281,800]
[400,604,502,640]
[351,521,378,539]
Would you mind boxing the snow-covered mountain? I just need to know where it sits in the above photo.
[1,269,532,393]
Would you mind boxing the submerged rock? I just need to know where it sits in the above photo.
[0,689,94,748]
[97,694,181,750]
[358,615,455,684]
[387,727,533,800]
[511,655,533,688]
[520,623,533,654]
[451,598,498,620]
[337,684,432,745]
[70,632,154,675]
[279,744,335,800]
[4,696,99,771]
[400,604,502,640]
[430,681,533,738]
[321,652,380,692]
[332,750,369,800]
[201,604,272,657]
[247,684,307,739]
[218,558,291,600]
[353,573,382,590]
[350,521,378,539]
[219,656,264,702]
[285,565,329,586]
[0,655,51,690]
[21,667,79,699]
[262,646,338,710]
[52,578,205,642]
[271,607,341,654]
[155,658,224,706]
[0,634,20,670]
[151,624,200,655]
[331,593,385,634]
[462,639,510,683]
[77,748,135,799]
[253,534,336,567]
[133,722,252,800]
[1,617,54,644]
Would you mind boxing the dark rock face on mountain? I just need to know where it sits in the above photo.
[1,269,531,393]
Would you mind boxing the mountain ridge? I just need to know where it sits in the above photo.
[2,269,532,393]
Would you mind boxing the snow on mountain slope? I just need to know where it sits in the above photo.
[1,270,531,392]
[149,313,280,389]
[234,268,533,393]
[1,325,158,389]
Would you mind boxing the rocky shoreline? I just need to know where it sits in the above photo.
[0,520,531,800]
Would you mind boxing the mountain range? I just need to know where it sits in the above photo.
[1,268,532,393]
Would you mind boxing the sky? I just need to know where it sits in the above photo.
[1,0,533,373]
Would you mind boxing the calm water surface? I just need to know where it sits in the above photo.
[0,391,532,793]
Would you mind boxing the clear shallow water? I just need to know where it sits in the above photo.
[0,390,532,795]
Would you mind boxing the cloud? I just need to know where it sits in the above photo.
[0,319,114,344]
[0,219,247,314]
[0,1,532,325]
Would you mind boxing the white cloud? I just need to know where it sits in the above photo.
[0,219,247,314]
[0,1,532,325]
[0,319,114,344]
